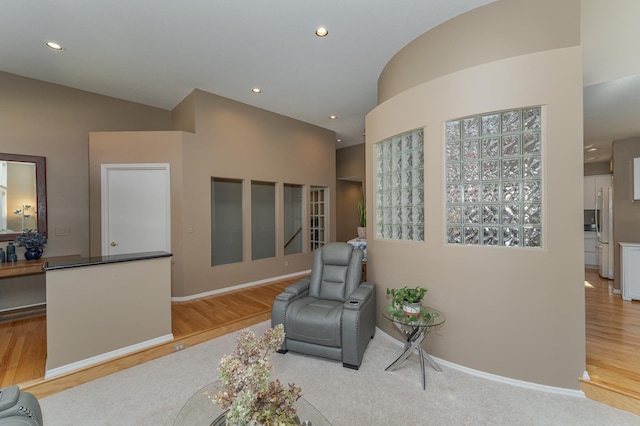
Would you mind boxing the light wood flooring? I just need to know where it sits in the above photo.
[0,275,300,398]
[581,268,640,414]
[0,270,638,415]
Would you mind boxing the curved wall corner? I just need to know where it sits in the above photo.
[366,0,585,390]
[378,0,580,104]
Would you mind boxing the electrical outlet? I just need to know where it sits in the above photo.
[285,261,289,267]
[174,343,185,351]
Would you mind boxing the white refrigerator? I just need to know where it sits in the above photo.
[596,187,614,279]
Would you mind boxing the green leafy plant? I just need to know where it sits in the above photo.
[14,229,47,251]
[386,286,427,319]
[207,324,302,426]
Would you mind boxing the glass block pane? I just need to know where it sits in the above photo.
[383,207,392,224]
[482,183,500,203]
[392,225,402,240]
[482,137,500,158]
[464,183,480,203]
[403,170,413,188]
[502,110,521,133]
[524,204,541,224]
[523,180,542,202]
[483,227,500,246]
[463,117,480,139]
[502,227,520,247]
[413,187,424,205]
[481,114,500,135]
[392,172,402,188]
[502,205,520,224]
[446,163,461,183]
[402,225,413,241]
[401,206,411,224]
[403,150,413,169]
[402,189,412,206]
[414,226,424,242]
[447,184,462,203]
[523,107,541,130]
[463,140,479,159]
[446,142,461,161]
[446,120,461,141]
[464,227,480,245]
[482,205,499,224]
[522,132,541,154]
[464,205,480,224]
[501,158,521,179]
[523,155,541,178]
[447,206,462,224]
[383,224,392,239]
[413,206,424,224]
[524,227,541,247]
[463,161,480,181]
[392,190,401,206]
[502,181,520,202]
[413,168,424,187]
[447,226,462,244]
[482,160,500,181]
[501,135,520,156]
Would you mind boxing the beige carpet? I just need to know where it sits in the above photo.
[40,321,639,425]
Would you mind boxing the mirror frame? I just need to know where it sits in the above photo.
[0,153,47,242]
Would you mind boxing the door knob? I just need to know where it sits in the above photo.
[110,241,118,247]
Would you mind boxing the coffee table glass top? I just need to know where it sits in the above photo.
[174,381,330,425]
[382,305,445,327]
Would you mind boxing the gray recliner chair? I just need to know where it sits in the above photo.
[271,242,376,369]
[0,386,43,426]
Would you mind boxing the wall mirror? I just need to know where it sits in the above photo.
[0,153,47,242]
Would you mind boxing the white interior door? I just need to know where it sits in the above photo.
[101,164,171,256]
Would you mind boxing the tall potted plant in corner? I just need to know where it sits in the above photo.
[357,188,366,239]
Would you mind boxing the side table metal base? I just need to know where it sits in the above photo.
[385,322,442,390]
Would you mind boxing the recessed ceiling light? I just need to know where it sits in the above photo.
[45,41,64,51]
[337,139,342,143]
[315,27,328,37]
[587,157,599,161]
[251,88,261,94]
[329,115,337,120]
[586,148,598,152]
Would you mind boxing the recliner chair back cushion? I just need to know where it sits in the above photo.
[308,243,363,302]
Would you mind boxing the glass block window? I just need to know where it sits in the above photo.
[375,129,424,241]
[445,107,542,247]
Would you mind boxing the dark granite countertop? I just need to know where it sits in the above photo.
[43,251,172,271]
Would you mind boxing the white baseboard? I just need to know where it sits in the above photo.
[171,271,311,302]
[376,327,586,398]
[45,333,174,379]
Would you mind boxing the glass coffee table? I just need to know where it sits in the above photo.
[382,305,445,390]
[174,381,330,425]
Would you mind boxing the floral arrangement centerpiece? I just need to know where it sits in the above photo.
[207,324,302,426]
[14,229,47,260]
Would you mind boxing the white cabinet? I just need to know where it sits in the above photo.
[583,174,612,210]
[620,242,640,301]
[584,232,598,267]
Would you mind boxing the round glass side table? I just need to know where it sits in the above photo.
[174,381,331,425]
[382,305,445,390]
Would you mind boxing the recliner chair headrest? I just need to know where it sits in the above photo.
[321,243,353,266]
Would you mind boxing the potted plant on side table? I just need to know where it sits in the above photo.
[14,229,47,260]
[386,286,428,318]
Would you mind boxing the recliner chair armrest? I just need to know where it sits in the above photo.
[344,282,375,309]
[275,278,310,302]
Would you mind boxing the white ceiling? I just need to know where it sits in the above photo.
[1,0,639,162]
